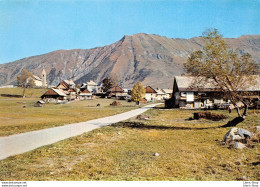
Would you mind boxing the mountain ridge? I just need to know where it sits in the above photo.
[1,33,260,88]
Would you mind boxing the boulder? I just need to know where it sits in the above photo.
[223,128,252,143]
[234,142,246,149]
[136,114,150,120]
[237,128,252,138]
[223,127,238,142]
[153,153,159,157]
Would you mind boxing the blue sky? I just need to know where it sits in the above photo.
[0,0,259,64]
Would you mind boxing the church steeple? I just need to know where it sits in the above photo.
[42,69,47,87]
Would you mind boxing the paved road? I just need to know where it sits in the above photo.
[0,103,161,160]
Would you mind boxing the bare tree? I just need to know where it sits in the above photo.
[184,28,259,126]
[17,69,36,98]
[102,74,120,92]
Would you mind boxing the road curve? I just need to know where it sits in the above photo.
[0,103,161,160]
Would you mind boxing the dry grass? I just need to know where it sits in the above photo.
[0,108,259,181]
[0,88,138,136]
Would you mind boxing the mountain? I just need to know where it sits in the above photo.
[0,33,260,88]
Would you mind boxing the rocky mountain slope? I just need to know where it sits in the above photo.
[0,33,260,88]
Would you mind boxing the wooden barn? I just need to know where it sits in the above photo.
[41,88,67,102]
[107,86,124,97]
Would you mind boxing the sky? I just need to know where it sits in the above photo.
[0,0,259,64]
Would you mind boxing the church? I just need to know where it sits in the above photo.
[28,69,47,88]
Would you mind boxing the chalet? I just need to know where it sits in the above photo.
[41,88,67,103]
[79,89,93,100]
[56,80,76,91]
[107,86,124,97]
[166,76,260,109]
[144,86,157,101]
[81,80,99,93]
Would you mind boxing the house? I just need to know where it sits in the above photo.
[41,88,67,103]
[107,86,124,97]
[79,89,93,100]
[166,76,260,109]
[144,86,157,102]
[56,79,76,91]
[162,88,173,99]
[155,89,166,100]
[56,80,77,101]
[81,80,98,93]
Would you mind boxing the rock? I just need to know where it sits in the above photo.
[223,128,252,143]
[234,142,246,149]
[153,152,159,157]
[223,127,238,142]
[96,103,100,107]
[237,128,252,138]
[254,126,260,133]
[50,172,55,175]
[110,101,122,106]
[136,114,150,120]
[117,132,121,135]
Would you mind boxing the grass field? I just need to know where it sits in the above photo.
[0,88,138,136]
[0,107,259,181]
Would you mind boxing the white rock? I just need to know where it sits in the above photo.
[117,132,121,135]
[223,127,238,142]
[234,142,246,149]
[153,152,159,157]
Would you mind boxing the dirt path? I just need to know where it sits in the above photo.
[0,103,161,160]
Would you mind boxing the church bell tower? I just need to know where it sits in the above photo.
[42,69,47,88]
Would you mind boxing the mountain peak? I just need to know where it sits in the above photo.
[0,34,260,88]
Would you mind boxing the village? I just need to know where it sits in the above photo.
[24,69,260,111]
[28,69,173,106]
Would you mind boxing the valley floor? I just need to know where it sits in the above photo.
[0,107,259,181]
[0,88,138,136]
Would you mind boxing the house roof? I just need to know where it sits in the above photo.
[108,86,124,92]
[79,89,92,96]
[32,75,42,81]
[64,79,75,86]
[162,89,173,94]
[155,89,165,95]
[86,80,97,86]
[174,76,260,92]
[242,75,260,91]
[145,86,157,93]
[42,88,67,97]
[81,89,91,93]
